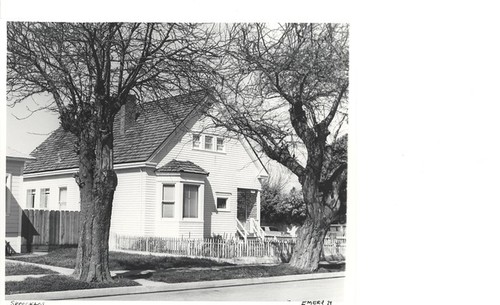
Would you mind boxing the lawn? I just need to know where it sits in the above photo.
[5,262,57,276]
[5,275,139,295]
[148,264,308,283]
[9,247,234,270]
[147,262,345,283]
[7,247,344,295]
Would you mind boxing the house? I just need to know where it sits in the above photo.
[21,91,268,243]
[5,147,35,253]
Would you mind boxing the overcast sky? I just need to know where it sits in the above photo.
[6,96,60,155]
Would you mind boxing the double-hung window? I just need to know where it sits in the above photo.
[40,188,50,209]
[26,189,36,209]
[162,185,175,218]
[192,134,201,149]
[183,184,199,218]
[193,134,225,153]
[204,136,213,150]
[59,187,67,209]
[216,138,225,152]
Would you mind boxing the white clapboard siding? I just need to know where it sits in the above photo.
[178,220,203,239]
[109,168,144,236]
[22,173,81,211]
[143,168,157,236]
[154,118,265,237]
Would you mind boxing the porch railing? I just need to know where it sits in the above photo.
[249,218,265,240]
[236,219,248,242]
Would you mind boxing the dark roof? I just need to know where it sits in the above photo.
[156,160,209,175]
[24,90,209,174]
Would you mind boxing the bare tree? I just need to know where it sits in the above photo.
[7,22,218,282]
[209,23,349,271]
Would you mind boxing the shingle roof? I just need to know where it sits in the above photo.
[24,90,209,174]
[156,160,209,175]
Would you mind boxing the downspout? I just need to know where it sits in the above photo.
[140,167,145,236]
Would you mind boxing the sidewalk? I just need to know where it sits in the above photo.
[5,258,345,300]
[5,259,162,285]
[5,271,345,300]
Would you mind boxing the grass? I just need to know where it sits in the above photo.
[147,263,345,283]
[7,247,344,293]
[5,262,57,276]
[5,274,140,295]
[149,264,307,283]
[9,247,234,270]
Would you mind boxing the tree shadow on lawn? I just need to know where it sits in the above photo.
[317,261,345,273]
[147,263,344,284]
[9,247,234,270]
[5,274,139,295]
[108,251,234,270]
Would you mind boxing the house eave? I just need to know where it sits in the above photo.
[7,156,36,162]
[23,161,158,179]
[155,170,209,176]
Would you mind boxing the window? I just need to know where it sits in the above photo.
[193,134,226,153]
[217,197,228,210]
[183,184,199,218]
[204,135,213,150]
[162,185,175,218]
[192,134,201,149]
[40,188,50,209]
[26,189,36,208]
[59,187,67,209]
[216,137,224,152]
[216,192,230,211]
[6,174,12,215]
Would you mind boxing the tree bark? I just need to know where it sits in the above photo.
[289,216,330,271]
[289,170,343,271]
[73,114,117,282]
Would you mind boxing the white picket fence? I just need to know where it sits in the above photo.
[112,234,346,261]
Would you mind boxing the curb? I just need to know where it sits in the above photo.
[5,272,345,300]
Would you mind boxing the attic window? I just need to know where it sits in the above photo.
[193,134,201,149]
[216,138,224,152]
[193,134,225,153]
[204,136,213,150]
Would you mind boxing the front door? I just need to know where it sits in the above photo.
[237,188,258,231]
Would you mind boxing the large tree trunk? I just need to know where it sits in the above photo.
[73,116,117,282]
[289,215,331,270]
[289,172,342,271]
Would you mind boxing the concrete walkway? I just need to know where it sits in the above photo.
[5,259,163,285]
[5,272,345,300]
[6,259,74,277]
[5,258,345,300]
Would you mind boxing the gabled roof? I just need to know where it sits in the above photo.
[156,160,209,175]
[24,90,209,174]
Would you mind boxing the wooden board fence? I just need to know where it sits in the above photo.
[22,209,80,251]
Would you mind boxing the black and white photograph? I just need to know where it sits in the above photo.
[3,17,348,302]
[4,1,500,305]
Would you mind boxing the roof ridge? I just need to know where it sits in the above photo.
[24,90,210,174]
[138,89,209,107]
